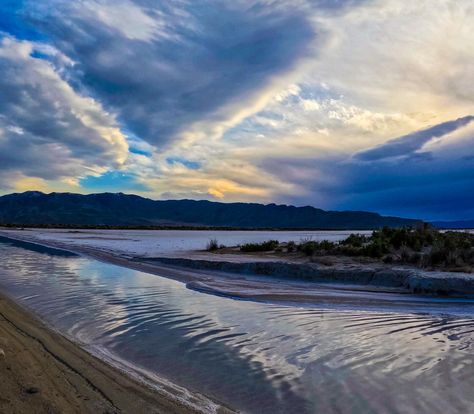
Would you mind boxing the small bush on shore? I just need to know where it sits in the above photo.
[240,240,279,252]
[298,239,336,256]
[340,234,369,248]
[206,238,219,251]
[286,241,296,252]
[298,240,319,256]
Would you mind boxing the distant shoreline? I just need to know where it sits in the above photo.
[0,224,433,231]
[2,223,473,231]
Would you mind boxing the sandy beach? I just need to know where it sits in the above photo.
[0,289,234,414]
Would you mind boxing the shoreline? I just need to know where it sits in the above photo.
[0,288,232,414]
[0,234,234,414]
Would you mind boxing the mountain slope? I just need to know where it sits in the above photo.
[0,191,421,229]
[432,220,474,229]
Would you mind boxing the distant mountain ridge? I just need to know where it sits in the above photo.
[0,191,421,229]
[432,220,474,229]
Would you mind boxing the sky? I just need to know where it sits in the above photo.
[0,0,473,221]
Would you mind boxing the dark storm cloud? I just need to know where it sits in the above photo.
[264,117,474,220]
[355,116,474,161]
[23,0,317,147]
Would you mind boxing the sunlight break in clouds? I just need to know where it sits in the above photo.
[0,0,473,219]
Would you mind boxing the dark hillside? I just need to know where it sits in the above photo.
[0,191,421,229]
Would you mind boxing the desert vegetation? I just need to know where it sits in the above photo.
[206,238,220,251]
[303,226,474,270]
[208,226,474,272]
[240,240,280,252]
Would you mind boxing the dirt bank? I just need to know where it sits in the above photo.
[142,256,474,297]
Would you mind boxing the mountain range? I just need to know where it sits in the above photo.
[431,220,474,229]
[0,191,423,229]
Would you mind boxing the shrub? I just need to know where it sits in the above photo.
[339,245,364,256]
[297,239,337,256]
[320,240,336,250]
[287,241,296,253]
[298,240,320,256]
[362,240,389,258]
[461,249,474,265]
[428,247,449,266]
[206,238,219,251]
[338,227,474,265]
[340,234,368,248]
[240,240,279,252]
[382,255,394,264]
[411,252,424,265]
[232,228,474,271]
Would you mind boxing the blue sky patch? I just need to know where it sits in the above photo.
[166,157,201,170]
[80,172,150,193]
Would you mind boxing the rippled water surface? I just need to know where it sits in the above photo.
[1,238,474,413]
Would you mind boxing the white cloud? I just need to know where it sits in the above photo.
[0,36,129,191]
[310,0,474,117]
[76,0,171,42]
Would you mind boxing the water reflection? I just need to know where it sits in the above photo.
[0,240,473,413]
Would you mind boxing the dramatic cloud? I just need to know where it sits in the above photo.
[355,116,474,161]
[0,36,128,190]
[264,119,474,220]
[1,0,474,220]
[25,0,317,147]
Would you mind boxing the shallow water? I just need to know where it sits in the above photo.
[1,238,474,413]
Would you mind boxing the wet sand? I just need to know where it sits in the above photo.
[0,289,235,414]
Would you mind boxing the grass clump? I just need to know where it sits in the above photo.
[206,238,219,251]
